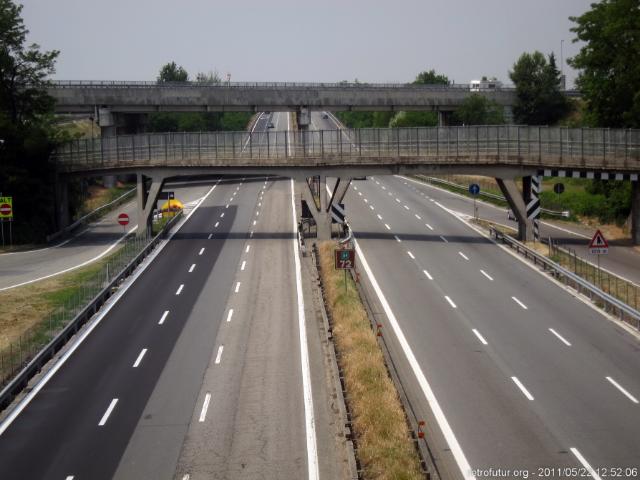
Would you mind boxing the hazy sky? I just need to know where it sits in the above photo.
[20,0,592,87]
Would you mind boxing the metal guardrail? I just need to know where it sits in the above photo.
[0,211,182,412]
[46,187,136,243]
[422,176,570,217]
[53,125,640,173]
[490,227,640,330]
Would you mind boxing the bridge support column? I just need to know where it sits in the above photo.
[632,181,640,245]
[54,175,70,231]
[496,178,534,242]
[136,173,165,238]
[297,175,352,240]
[99,107,118,188]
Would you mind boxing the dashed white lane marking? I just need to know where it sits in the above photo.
[445,296,457,308]
[472,329,488,345]
[188,264,196,273]
[353,186,358,190]
[415,214,422,220]
[241,260,247,271]
[358,192,363,196]
[377,214,383,220]
[382,186,386,190]
[226,309,234,322]
[214,346,224,364]
[220,212,225,218]
[369,205,375,210]
[246,245,251,253]
[364,198,369,203]
[395,198,401,203]
[225,204,229,209]
[253,220,257,226]
[570,448,603,480]
[429,199,435,202]
[511,377,534,401]
[159,310,169,325]
[207,233,213,239]
[182,475,190,480]
[426,224,434,230]
[133,348,147,368]
[258,202,262,207]
[249,231,254,238]
[407,251,415,260]
[235,282,241,293]
[458,252,469,261]
[480,270,494,281]
[404,205,410,210]
[214,222,219,228]
[198,248,205,256]
[606,376,639,404]
[198,393,211,422]
[512,296,528,310]
[98,398,118,426]
[394,235,402,243]
[175,284,184,295]
[384,224,391,230]
[549,328,572,346]
[423,269,433,280]
[440,235,448,243]
[66,476,74,480]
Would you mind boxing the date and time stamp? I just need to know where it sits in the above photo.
[470,467,639,479]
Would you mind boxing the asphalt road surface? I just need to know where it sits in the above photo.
[0,182,212,291]
[0,113,347,480]
[312,111,640,479]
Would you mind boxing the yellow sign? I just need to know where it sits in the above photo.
[0,197,13,219]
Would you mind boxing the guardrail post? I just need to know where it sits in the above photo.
[198,131,202,163]
[436,126,439,157]
[164,134,168,165]
[132,135,136,164]
[232,132,236,158]
[320,130,323,157]
[115,135,119,165]
[249,131,253,158]
[416,127,420,156]
[377,129,381,157]
[396,128,400,157]
[476,126,479,160]
[496,126,500,158]
[358,129,362,157]
[268,129,271,158]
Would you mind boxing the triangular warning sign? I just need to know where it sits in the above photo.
[589,229,609,249]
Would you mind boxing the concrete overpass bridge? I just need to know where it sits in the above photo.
[53,124,640,243]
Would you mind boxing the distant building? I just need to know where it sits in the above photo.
[470,77,503,92]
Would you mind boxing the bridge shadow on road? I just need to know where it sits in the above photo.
[353,230,494,245]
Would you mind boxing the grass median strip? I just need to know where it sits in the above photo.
[318,241,423,480]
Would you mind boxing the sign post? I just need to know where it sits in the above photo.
[469,183,480,220]
[118,212,130,233]
[588,229,609,287]
[0,196,14,248]
[335,248,356,292]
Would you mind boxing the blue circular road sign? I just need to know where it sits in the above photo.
[469,183,480,195]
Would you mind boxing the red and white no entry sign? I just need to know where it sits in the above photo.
[0,204,11,216]
[118,213,130,226]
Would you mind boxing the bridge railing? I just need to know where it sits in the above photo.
[53,126,640,172]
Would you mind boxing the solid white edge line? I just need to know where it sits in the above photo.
[480,270,494,281]
[605,376,639,403]
[511,296,528,310]
[226,309,233,322]
[214,346,224,365]
[198,393,211,422]
[445,296,457,309]
[511,376,535,401]
[175,284,184,295]
[0,225,139,292]
[548,328,572,346]
[98,398,118,426]
[472,329,488,345]
[423,269,433,280]
[570,448,603,480]
[353,237,475,479]
[159,310,169,325]
[0,182,220,437]
[290,178,319,480]
[133,348,147,368]
[188,264,196,273]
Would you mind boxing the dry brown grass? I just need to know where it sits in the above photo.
[318,242,423,480]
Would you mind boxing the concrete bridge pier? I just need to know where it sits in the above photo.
[297,175,352,240]
[136,173,165,238]
[496,177,534,242]
[99,107,118,188]
[632,181,640,245]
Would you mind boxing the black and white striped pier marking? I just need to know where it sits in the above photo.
[331,203,346,224]
[527,175,541,241]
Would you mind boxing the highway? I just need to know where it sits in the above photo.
[0,182,212,291]
[312,112,640,478]
[0,113,348,480]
